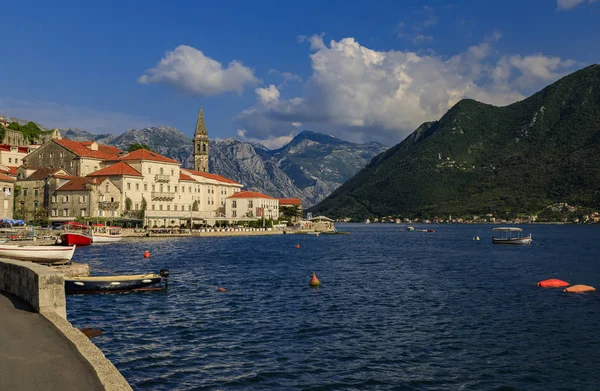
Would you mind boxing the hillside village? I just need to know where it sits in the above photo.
[0,112,304,228]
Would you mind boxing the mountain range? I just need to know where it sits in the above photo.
[54,127,387,207]
[309,64,600,219]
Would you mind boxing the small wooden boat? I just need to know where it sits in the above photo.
[59,222,93,246]
[0,244,76,264]
[65,269,169,294]
[92,224,123,243]
[492,227,532,245]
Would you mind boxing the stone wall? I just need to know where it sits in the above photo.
[24,142,80,176]
[0,258,66,318]
[0,181,14,219]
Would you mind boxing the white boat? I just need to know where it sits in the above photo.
[492,227,532,245]
[92,225,123,243]
[0,245,76,264]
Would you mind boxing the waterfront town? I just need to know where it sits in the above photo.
[0,111,311,230]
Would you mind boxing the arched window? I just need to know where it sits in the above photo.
[202,144,207,152]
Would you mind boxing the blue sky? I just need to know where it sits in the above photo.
[1,0,599,148]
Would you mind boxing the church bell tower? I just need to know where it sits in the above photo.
[193,107,209,172]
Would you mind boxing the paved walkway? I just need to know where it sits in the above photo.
[0,291,104,391]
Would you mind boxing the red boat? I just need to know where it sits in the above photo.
[59,222,93,246]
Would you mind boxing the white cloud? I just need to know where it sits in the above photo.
[557,0,598,9]
[237,128,294,149]
[255,85,280,104]
[0,98,155,134]
[138,45,259,96]
[236,34,579,144]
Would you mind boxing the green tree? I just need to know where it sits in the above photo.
[33,207,49,226]
[140,196,147,218]
[192,200,199,211]
[7,122,21,131]
[127,143,153,153]
[14,203,27,220]
[125,197,132,211]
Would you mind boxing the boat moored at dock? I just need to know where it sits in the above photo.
[65,269,169,294]
[59,222,93,246]
[0,244,76,264]
[492,227,532,245]
[92,224,123,243]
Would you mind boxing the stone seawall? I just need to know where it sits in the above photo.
[0,258,66,318]
[0,258,132,391]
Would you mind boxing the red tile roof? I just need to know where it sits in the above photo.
[181,169,240,184]
[80,142,122,156]
[0,144,30,153]
[119,149,179,164]
[0,166,19,176]
[0,173,15,182]
[54,139,122,160]
[57,177,95,191]
[228,191,275,199]
[87,162,142,177]
[24,167,64,180]
[179,172,196,182]
[278,198,302,206]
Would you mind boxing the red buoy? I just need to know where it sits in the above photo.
[309,272,321,286]
[143,250,150,258]
[295,244,301,249]
[537,279,569,288]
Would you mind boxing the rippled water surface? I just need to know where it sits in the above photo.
[67,224,600,390]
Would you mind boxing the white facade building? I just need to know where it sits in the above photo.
[225,191,279,221]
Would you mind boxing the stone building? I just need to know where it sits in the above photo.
[23,139,121,176]
[278,198,302,222]
[14,167,71,220]
[49,177,122,220]
[225,191,279,221]
[193,107,209,173]
[0,144,38,167]
[0,173,15,219]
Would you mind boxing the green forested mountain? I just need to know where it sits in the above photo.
[310,65,600,219]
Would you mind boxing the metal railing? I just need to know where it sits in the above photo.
[151,192,176,200]
[154,174,170,182]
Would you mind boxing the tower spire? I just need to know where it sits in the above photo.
[195,106,207,137]
[193,107,209,172]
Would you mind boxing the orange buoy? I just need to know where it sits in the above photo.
[216,286,227,293]
[295,244,301,249]
[564,284,596,293]
[537,279,570,288]
[143,250,150,258]
[309,272,320,287]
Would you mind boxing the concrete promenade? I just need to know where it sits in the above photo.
[0,291,104,391]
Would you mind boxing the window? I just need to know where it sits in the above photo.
[232,200,237,208]
[105,184,109,192]
[152,184,156,191]
[189,205,192,211]
[248,200,253,208]
[80,209,86,217]
[160,167,164,175]
[232,210,237,217]
[127,182,131,190]
[152,204,155,210]
[174,205,177,211]
[135,204,139,210]
[189,186,192,193]
[8,158,11,163]
[49,153,53,159]
[63,195,69,202]
[100,195,105,202]
[148,167,151,174]
[171,169,174,175]
[160,184,163,192]
[51,209,57,217]
[144,184,148,191]
[63,208,69,217]
[98,210,103,217]
[60,152,63,158]
[136,183,139,191]
[166,205,170,211]
[51,195,57,203]
[33,189,38,196]
[110,197,114,202]
[182,186,185,193]
[159,204,163,211]
[33,201,38,208]
[175,186,178,192]
[94,166,98,171]
[23,189,28,196]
